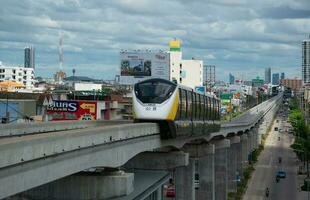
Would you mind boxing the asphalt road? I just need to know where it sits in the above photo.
[243,116,299,200]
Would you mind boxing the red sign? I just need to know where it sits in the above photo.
[47,100,97,121]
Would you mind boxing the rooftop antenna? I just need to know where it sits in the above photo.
[58,32,64,70]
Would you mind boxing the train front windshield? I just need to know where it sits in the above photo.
[134,79,176,104]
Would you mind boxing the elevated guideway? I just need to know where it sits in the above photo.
[0,94,282,199]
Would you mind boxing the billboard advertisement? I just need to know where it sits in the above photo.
[119,51,170,84]
[47,100,97,121]
[195,86,205,94]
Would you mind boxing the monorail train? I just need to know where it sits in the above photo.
[133,78,221,139]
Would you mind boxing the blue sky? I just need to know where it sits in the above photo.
[0,0,309,81]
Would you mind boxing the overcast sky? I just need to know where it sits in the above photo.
[0,0,309,81]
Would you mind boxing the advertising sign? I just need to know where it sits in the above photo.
[119,51,170,85]
[47,100,97,121]
[195,86,205,94]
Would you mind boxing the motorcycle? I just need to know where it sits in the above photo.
[265,188,270,197]
[278,157,282,163]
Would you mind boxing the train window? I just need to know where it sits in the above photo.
[176,88,182,120]
[180,89,187,120]
[134,80,176,104]
[208,97,212,120]
[183,90,189,120]
[202,96,206,121]
[193,93,197,120]
[187,90,192,120]
[198,94,202,120]
[212,98,215,120]
[197,94,201,120]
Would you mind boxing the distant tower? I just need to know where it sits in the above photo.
[264,67,271,84]
[24,46,35,68]
[302,35,310,84]
[229,73,235,84]
[272,73,280,85]
[280,72,285,80]
[58,32,64,70]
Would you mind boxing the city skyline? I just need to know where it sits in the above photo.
[0,1,309,81]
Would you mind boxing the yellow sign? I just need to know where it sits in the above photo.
[80,103,96,113]
[169,39,181,51]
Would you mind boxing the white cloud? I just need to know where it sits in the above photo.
[0,0,308,80]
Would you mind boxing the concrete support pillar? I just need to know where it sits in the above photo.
[246,131,254,163]
[175,158,195,200]
[182,143,215,200]
[196,144,215,200]
[240,134,249,172]
[24,170,134,200]
[212,139,230,200]
[254,125,259,148]
[227,136,241,193]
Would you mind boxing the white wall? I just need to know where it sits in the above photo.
[74,83,102,91]
[170,51,203,89]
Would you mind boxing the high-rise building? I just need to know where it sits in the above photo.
[24,46,35,69]
[281,72,285,80]
[265,67,271,84]
[272,73,280,85]
[229,73,235,84]
[302,36,310,84]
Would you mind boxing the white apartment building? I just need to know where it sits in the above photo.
[0,62,35,89]
[169,50,203,89]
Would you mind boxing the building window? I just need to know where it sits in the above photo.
[24,70,27,74]
[180,77,182,83]
[13,70,16,74]
[23,81,27,85]
[12,75,16,79]
[0,69,4,73]
[23,76,27,80]
[180,63,182,69]
[18,78,22,82]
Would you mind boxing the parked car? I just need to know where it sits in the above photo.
[274,127,278,131]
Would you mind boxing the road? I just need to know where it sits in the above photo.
[244,115,299,200]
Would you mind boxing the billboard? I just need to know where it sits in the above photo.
[195,86,205,94]
[47,100,97,121]
[119,51,170,85]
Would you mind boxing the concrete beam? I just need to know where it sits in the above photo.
[182,142,214,158]
[124,151,189,170]
[0,120,130,137]
[23,170,134,200]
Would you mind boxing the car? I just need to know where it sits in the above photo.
[274,127,278,131]
[166,186,176,197]
[276,170,286,178]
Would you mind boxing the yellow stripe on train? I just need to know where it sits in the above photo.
[166,90,179,120]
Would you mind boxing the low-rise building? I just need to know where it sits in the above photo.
[279,79,302,94]
[0,62,35,89]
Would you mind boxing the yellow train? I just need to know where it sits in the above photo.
[133,78,221,139]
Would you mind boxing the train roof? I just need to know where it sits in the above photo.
[134,78,219,100]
